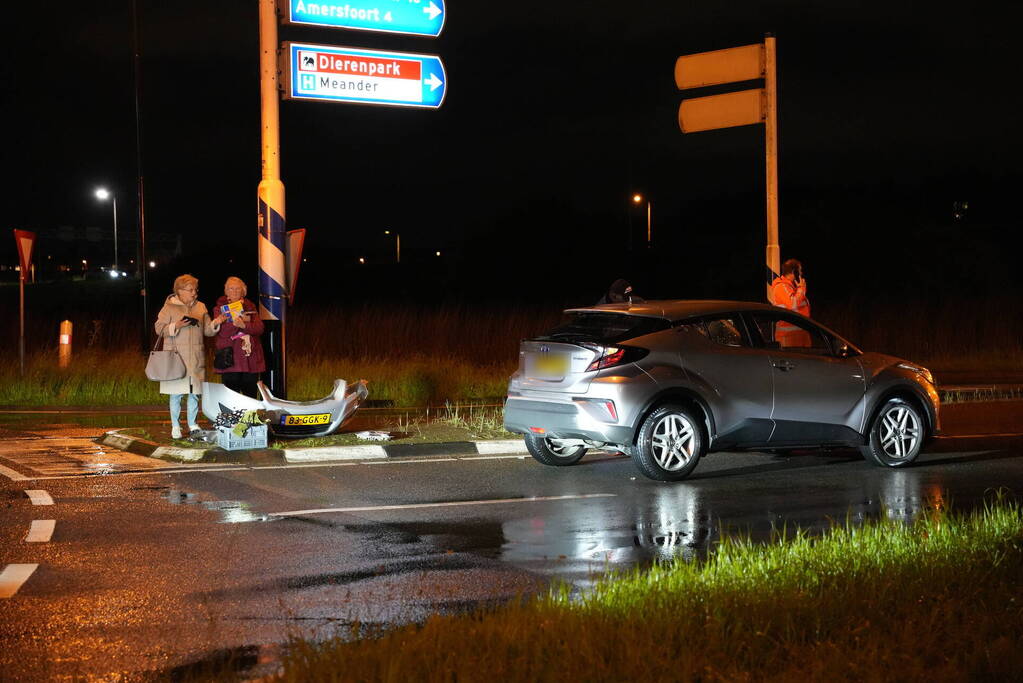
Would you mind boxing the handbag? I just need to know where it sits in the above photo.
[214,346,234,370]
[145,335,187,381]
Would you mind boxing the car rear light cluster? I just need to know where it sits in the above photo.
[584,345,648,372]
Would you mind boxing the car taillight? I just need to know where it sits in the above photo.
[585,345,647,372]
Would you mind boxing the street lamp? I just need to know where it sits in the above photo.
[384,230,400,263]
[633,194,651,246]
[95,187,118,269]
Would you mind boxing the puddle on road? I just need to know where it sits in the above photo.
[149,486,273,524]
[156,643,282,681]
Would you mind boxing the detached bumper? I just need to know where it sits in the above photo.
[503,397,634,445]
[202,379,368,439]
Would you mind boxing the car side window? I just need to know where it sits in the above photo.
[680,317,747,348]
[749,313,831,355]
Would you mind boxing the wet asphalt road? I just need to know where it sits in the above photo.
[1,403,1022,679]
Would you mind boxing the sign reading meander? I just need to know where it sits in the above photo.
[286,0,445,37]
[284,43,446,109]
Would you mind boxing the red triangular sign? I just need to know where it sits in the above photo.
[13,230,35,279]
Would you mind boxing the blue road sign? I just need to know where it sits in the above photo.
[284,42,446,109]
[286,0,445,37]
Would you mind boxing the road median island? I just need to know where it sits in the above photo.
[96,429,528,464]
[271,496,1023,682]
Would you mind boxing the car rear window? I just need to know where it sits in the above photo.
[537,312,670,344]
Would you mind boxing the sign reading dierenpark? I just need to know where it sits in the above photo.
[283,42,446,108]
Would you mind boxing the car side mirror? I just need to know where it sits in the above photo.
[836,344,853,358]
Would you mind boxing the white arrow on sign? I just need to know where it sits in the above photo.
[426,73,443,91]
[424,2,443,20]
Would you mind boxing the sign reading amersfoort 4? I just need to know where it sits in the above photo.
[283,42,446,108]
[285,0,445,37]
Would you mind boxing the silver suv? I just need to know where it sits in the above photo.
[504,300,940,481]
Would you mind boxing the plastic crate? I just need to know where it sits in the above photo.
[216,424,268,451]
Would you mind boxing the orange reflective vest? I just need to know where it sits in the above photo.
[770,276,811,346]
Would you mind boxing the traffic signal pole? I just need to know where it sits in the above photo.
[258,0,288,397]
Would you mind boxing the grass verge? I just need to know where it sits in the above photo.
[0,351,512,407]
[276,404,515,448]
[274,496,1023,682]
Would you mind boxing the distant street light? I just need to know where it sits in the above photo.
[384,230,400,263]
[633,194,651,246]
[94,187,118,269]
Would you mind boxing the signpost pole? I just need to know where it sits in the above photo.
[13,230,34,377]
[764,33,780,295]
[19,266,25,377]
[258,0,288,397]
[132,0,149,355]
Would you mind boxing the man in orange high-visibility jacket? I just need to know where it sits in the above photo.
[769,258,811,347]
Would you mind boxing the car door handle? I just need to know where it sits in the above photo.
[772,360,796,371]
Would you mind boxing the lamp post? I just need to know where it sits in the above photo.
[95,188,118,270]
[633,194,651,246]
[384,230,400,263]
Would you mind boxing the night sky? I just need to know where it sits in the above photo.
[5,1,1021,303]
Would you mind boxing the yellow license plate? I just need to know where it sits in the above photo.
[281,413,331,426]
[532,354,569,377]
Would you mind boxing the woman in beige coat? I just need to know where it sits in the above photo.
[155,274,222,439]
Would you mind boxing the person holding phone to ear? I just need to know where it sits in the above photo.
[770,258,811,347]
[155,274,219,439]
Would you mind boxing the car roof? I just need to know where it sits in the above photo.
[565,300,779,322]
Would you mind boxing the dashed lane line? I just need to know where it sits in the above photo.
[0,564,39,598]
[270,493,618,518]
[0,463,29,481]
[25,520,56,543]
[25,490,54,506]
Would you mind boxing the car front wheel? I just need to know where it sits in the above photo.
[524,435,587,466]
[632,405,705,481]
[860,397,925,467]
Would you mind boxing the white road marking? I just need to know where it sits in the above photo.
[0,464,29,481]
[25,520,56,543]
[474,440,529,454]
[25,490,54,506]
[285,445,388,461]
[270,493,617,518]
[0,564,39,598]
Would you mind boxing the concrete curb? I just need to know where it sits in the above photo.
[96,431,529,464]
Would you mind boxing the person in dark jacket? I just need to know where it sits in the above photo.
[210,277,266,399]
[597,279,642,304]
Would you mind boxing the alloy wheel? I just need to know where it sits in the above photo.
[879,404,921,459]
[547,438,582,457]
[651,413,696,471]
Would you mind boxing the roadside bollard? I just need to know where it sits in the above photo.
[59,320,72,369]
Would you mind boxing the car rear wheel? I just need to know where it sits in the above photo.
[524,435,588,466]
[632,405,705,481]
[860,397,925,467]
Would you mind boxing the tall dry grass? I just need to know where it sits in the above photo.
[2,298,1020,406]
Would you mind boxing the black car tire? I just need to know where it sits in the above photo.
[860,397,925,467]
[632,404,705,481]
[524,435,587,466]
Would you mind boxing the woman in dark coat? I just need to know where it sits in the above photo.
[211,276,266,399]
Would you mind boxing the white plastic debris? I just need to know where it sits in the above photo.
[355,431,392,441]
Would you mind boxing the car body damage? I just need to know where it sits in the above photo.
[202,379,369,438]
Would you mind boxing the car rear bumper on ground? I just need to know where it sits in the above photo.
[503,397,634,445]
